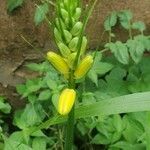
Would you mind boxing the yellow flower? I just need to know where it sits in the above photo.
[58,88,76,115]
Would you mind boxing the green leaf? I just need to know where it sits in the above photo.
[26,62,50,72]
[7,0,24,12]
[92,133,110,145]
[51,93,59,109]
[118,10,132,29]
[82,92,96,104]
[88,52,113,85]
[122,115,144,143]
[29,92,150,132]
[3,134,32,150]
[134,35,150,51]
[76,91,150,118]
[104,11,117,31]
[32,137,46,150]
[34,3,49,26]
[38,90,51,101]
[127,39,145,63]
[0,97,11,114]
[106,41,129,64]
[132,21,146,32]
[46,79,58,90]
[14,104,45,129]
[111,141,145,150]
[95,115,123,144]
[16,84,26,95]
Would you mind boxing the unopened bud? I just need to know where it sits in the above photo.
[47,52,69,75]
[69,37,79,52]
[71,22,83,36]
[58,88,76,115]
[74,8,81,20]
[74,55,93,79]
[64,30,72,43]
[58,43,71,57]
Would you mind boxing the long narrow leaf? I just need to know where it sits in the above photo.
[29,92,150,133]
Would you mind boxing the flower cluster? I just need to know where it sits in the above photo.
[47,0,93,115]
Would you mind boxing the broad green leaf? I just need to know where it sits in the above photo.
[77,121,89,136]
[88,62,113,86]
[95,115,123,144]
[7,0,24,12]
[106,41,129,64]
[127,39,145,63]
[14,104,45,129]
[104,11,117,31]
[3,134,32,150]
[32,137,46,150]
[46,79,58,90]
[118,10,132,29]
[34,3,49,25]
[88,52,113,85]
[29,92,150,133]
[92,133,110,145]
[134,35,150,51]
[132,21,146,32]
[122,115,144,143]
[38,90,51,101]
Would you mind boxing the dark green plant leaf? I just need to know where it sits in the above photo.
[38,90,51,101]
[0,97,11,114]
[7,0,24,12]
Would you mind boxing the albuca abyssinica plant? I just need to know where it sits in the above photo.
[46,0,97,149]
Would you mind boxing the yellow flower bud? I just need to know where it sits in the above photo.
[47,52,69,75]
[74,55,93,79]
[58,88,76,115]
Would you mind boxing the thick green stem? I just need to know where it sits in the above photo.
[64,71,75,150]
[64,106,75,150]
